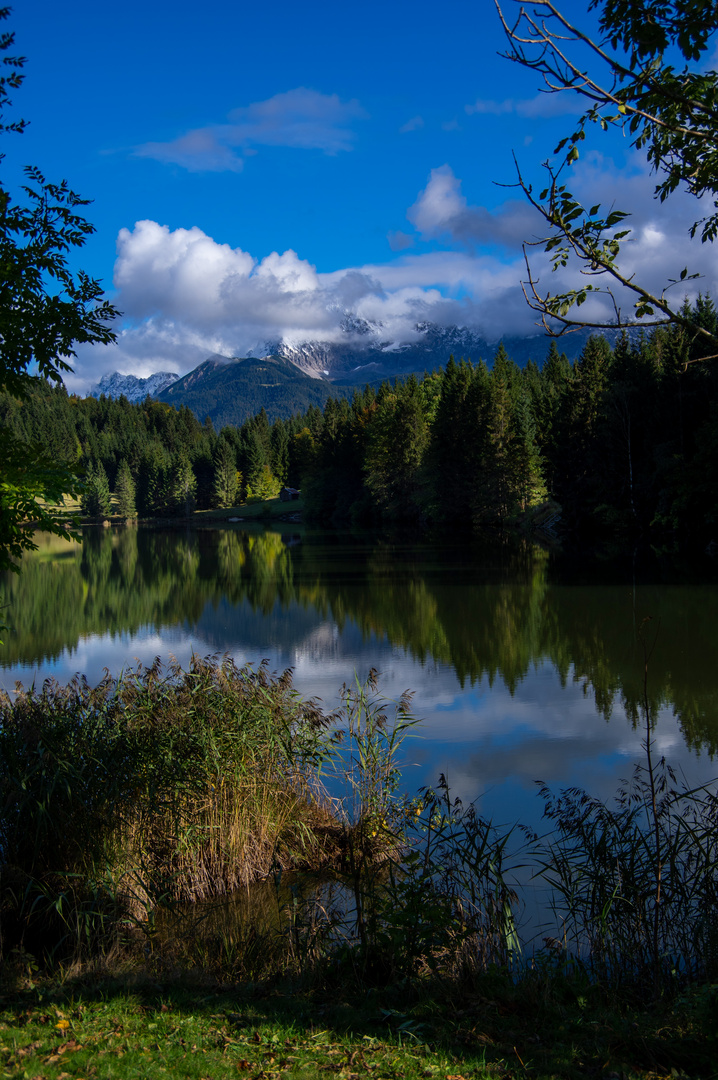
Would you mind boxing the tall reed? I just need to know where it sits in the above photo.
[321,675,525,983]
[0,656,337,962]
[535,620,718,992]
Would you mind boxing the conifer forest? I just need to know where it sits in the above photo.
[3,300,718,550]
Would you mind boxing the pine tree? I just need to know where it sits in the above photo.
[212,439,239,508]
[169,452,197,516]
[115,459,136,518]
[136,443,171,516]
[426,356,476,518]
[476,346,516,522]
[364,376,429,518]
[270,421,290,486]
[242,429,268,495]
[81,460,111,519]
[249,464,281,502]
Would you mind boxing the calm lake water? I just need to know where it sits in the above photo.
[2,524,718,831]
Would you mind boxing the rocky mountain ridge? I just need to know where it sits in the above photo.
[245,321,568,382]
[86,321,597,424]
[89,370,180,403]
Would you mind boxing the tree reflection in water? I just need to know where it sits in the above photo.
[2,526,718,757]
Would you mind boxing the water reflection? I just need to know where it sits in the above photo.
[2,526,718,821]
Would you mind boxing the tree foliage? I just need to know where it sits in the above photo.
[0,10,118,572]
[495,0,718,356]
[212,438,239,509]
[115,459,136,518]
[80,460,111,520]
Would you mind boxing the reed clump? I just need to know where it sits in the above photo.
[0,655,342,963]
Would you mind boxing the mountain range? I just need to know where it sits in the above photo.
[156,355,343,428]
[244,320,574,383]
[87,320,594,426]
[89,370,180,403]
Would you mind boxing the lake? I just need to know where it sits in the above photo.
[2,524,718,832]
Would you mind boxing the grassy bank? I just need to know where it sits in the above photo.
[0,969,715,1079]
[194,494,304,522]
[32,493,303,528]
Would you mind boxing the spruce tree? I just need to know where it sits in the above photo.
[170,452,197,516]
[212,439,239,508]
[270,421,290,486]
[81,460,111,519]
[115,459,136,518]
[242,429,268,495]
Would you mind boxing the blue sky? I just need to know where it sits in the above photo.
[6,0,717,389]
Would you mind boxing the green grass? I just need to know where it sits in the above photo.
[0,983,472,1080]
[35,493,304,526]
[193,495,304,521]
[0,972,714,1080]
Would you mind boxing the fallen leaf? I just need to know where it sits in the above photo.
[16,1041,43,1056]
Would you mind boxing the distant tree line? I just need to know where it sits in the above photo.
[0,391,308,517]
[2,295,718,545]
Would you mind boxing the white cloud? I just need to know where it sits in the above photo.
[408,164,544,248]
[68,148,718,393]
[405,157,718,331]
[68,217,542,391]
[135,88,367,172]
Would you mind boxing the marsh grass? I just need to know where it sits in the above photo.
[533,620,718,995]
[535,744,718,990]
[0,656,340,963]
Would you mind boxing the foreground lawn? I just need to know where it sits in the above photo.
[0,985,478,1080]
[0,975,714,1080]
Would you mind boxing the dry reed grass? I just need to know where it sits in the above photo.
[0,655,343,960]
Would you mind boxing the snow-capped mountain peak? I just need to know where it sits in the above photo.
[89,371,180,403]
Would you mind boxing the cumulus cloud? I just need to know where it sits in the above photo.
[403,157,718,331]
[408,164,544,248]
[553,149,718,318]
[135,87,367,172]
[69,216,545,392]
[68,147,718,393]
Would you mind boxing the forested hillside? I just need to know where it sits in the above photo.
[3,302,717,546]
